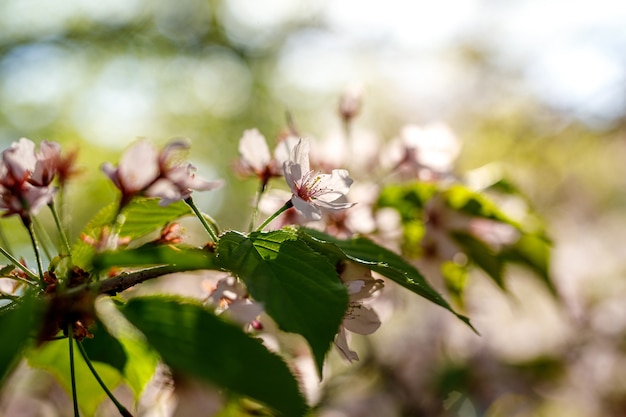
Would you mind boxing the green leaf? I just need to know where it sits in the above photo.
[120,296,308,417]
[28,339,122,416]
[217,230,348,376]
[95,297,159,399]
[0,294,40,385]
[298,228,476,332]
[443,185,521,227]
[120,198,191,239]
[501,233,556,295]
[81,317,127,373]
[72,202,118,270]
[377,182,438,221]
[72,198,192,271]
[92,245,218,271]
[451,231,506,290]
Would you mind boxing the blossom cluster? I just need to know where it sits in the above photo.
[0,138,63,220]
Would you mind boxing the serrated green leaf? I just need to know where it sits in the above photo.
[119,296,308,417]
[217,230,348,376]
[81,317,127,373]
[28,339,122,416]
[0,293,40,386]
[299,228,476,333]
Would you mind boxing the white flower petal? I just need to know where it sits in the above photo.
[292,195,322,220]
[334,326,359,362]
[239,129,271,172]
[118,141,160,192]
[344,304,381,335]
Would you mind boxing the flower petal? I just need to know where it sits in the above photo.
[239,129,271,173]
[344,304,381,335]
[291,195,322,221]
[334,326,359,362]
[118,140,160,193]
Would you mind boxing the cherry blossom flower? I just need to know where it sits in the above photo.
[236,129,299,191]
[205,275,264,329]
[102,139,223,208]
[382,122,460,180]
[283,138,356,221]
[0,138,58,218]
[334,262,384,362]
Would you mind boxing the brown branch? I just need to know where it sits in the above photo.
[97,265,183,296]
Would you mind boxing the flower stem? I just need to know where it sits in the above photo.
[0,223,12,254]
[49,202,72,256]
[255,200,293,232]
[23,217,45,288]
[77,341,133,417]
[32,217,53,263]
[68,325,80,417]
[248,181,268,233]
[185,197,218,242]
[0,246,38,284]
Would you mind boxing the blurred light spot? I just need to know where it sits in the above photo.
[526,45,625,125]
[154,0,211,45]
[190,50,252,117]
[71,57,160,148]
[325,0,479,49]
[0,0,143,38]
[0,44,82,130]
[220,0,320,49]
[273,30,364,104]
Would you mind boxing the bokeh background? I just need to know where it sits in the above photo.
[1,0,626,416]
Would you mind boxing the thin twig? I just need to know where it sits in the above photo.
[96,265,182,296]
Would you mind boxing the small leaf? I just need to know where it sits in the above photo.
[217,230,348,375]
[28,339,122,416]
[299,227,476,332]
[81,317,127,373]
[72,198,192,271]
[377,182,438,221]
[501,233,556,295]
[95,297,159,399]
[92,245,217,271]
[120,198,191,238]
[119,296,308,417]
[0,293,40,385]
[451,231,506,290]
[443,185,521,227]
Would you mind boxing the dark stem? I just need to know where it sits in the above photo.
[68,325,80,417]
[23,216,46,288]
[77,341,134,417]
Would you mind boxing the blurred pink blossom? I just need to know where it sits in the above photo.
[0,138,58,218]
[102,139,222,207]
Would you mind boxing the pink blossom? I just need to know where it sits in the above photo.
[334,262,384,362]
[0,138,58,218]
[283,138,356,221]
[102,139,223,207]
